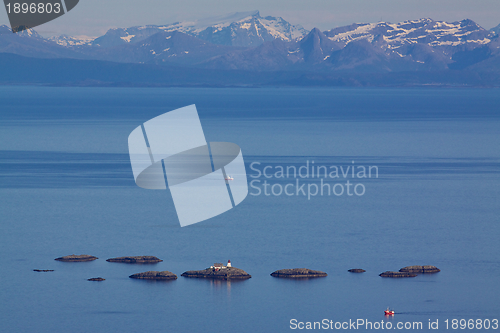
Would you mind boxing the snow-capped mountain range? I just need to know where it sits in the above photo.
[49,10,307,48]
[325,19,492,48]
[1,12,499,74]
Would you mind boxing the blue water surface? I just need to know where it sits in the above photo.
[0,86,499,332]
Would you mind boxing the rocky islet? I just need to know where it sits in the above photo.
[54,254,98,262]
[130,271,177,280]
[181,267,251,280]
[88,277,105,281]
[271,268,327,278]
[380,265,440,278]
[106,256,163,263]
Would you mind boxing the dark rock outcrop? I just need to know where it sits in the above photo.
[33,269,54,272]
[379,271,417,278]
[129,271,177,280]
[106,256,162,263]
[88,277,105,281]
[348,268,366,273]
[399,265,440,274]
[181,267,251,280]
[55,254,98,262]
[270,268,327,278]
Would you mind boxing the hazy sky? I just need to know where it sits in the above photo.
[1,0,499,37]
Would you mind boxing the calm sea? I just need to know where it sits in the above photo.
[0,86,499,332]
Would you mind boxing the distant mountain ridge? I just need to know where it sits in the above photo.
[1,12,500,87]
[198,18,499,72]
[0,25,88,59]
[324,18,492,48]
[49,11,308,48]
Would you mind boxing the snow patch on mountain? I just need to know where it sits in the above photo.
[48,34,95,46]
[120,34,135,43]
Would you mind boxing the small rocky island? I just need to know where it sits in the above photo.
[181,260,251,280]
[379,271,417,278]
[55,254,98,262]
[106,256,162,263]
[270,268,327,278]
[380,265,441,278]
[348,269,366,273]
[88,277,105,281]
[33,269,54,272]
[399,265,440,273]
[129,271,177,280]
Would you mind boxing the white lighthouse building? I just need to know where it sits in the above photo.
[210,260,232,270]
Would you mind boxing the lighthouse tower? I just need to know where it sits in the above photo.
[227,260,231,267]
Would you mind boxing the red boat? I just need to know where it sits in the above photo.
[384,308,395,316]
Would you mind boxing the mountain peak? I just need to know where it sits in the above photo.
[0,25,11,33]
[302,27,328,43]
[194,11,307,47]
[300,27,339,63]
[0,25,42,38]
[459,18,479,27]
[192,10,260,31]
[490,23,500,36]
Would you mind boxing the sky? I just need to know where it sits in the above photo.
[1,0,499,37]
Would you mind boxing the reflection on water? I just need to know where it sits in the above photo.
[129,278,177,285]
[270,276,326,283]
[207,278,251,296]
[210,279,231,295]
[384,315,394,322]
